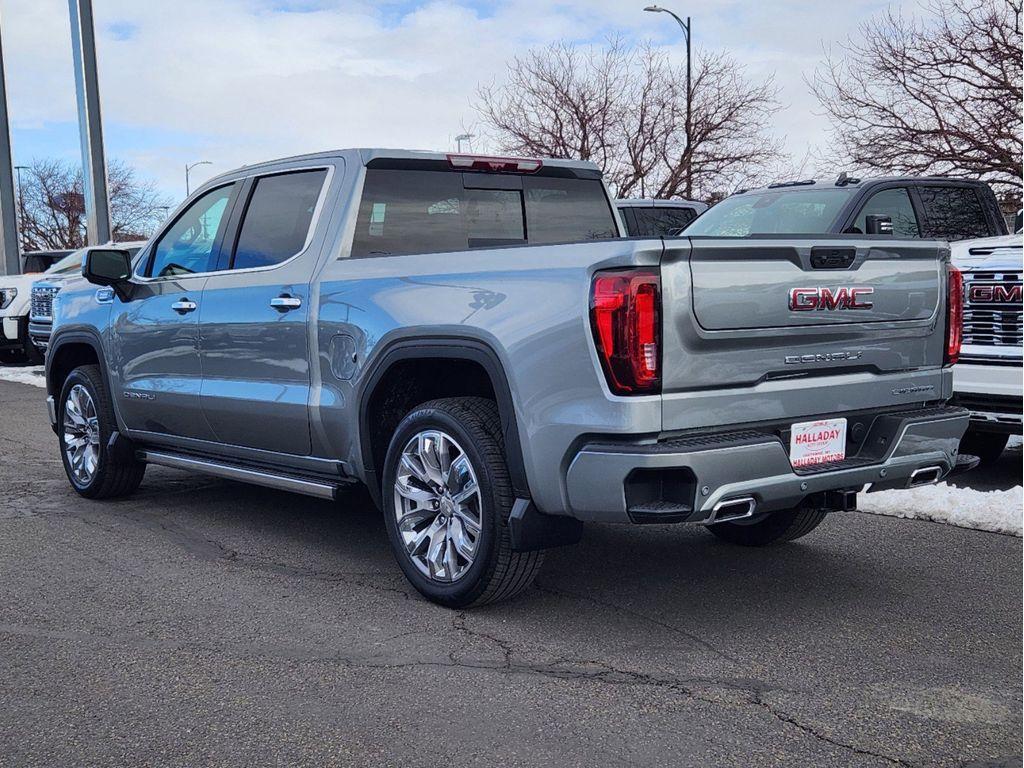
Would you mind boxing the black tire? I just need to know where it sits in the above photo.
[958,430,1009,466]
[706,506,828,547]
[57,364,145,499]
[382,397,544,608]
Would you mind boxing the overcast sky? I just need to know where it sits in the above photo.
[4,0,914,203]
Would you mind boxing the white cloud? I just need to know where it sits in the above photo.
[2,0,917,199]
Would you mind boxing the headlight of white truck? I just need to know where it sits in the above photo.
[0,287,17,310]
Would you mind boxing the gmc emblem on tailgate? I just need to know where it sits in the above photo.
[789,286,874,311]
[968,284,1021,304]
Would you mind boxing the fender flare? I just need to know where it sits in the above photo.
[45,328,126,436]
[356,336,530,505]
[46,328,110,397]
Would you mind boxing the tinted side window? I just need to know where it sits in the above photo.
[523,177,617,244]
[631,206,697,236]
[351,169,616,257]
[232,170,327,270]
[618,207,639,236]
[148,185,234,277]
[851,188,920,237]
[918,186,991,241]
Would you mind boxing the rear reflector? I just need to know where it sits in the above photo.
[590,269,660,395]
[446,154,543,173]
[945,266,963,365]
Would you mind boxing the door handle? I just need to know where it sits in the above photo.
[270,295,302,311]
[171,299,197,314]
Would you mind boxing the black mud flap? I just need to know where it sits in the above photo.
[106,431,136,464]
[508,499,583,552]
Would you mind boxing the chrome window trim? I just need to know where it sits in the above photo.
[133,164,335,283]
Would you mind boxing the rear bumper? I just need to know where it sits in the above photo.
[564,405,969,523]
[952,361,1022,434]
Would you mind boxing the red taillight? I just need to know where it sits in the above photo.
[945,266,963,365]
[590,269,660,394]
[446,154,543,173]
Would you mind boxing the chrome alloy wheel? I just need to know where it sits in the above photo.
[63,383,100,485]
[393,430,483,583]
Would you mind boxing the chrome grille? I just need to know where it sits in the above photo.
[962,270,1022,347]
[30,285,60,322]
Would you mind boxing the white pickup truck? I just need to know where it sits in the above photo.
[951,233,1023,463]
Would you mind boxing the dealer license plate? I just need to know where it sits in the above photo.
[789,418,847,468]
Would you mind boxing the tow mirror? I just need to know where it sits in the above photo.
[865,214,894,235]
[82,248,132,286]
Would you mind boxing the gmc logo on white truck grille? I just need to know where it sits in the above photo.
[789,286,874,311]
[968,284,1022,304]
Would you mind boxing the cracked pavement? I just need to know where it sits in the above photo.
[0,379,1020,767]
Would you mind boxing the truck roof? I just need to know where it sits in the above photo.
[208,148,602,185]
[732,175,994,196]
[617,198,707,209]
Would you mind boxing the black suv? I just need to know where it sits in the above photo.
[684,176,1008,241]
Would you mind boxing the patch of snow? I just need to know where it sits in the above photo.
[863,483,1023,537]
[0,365,45,388]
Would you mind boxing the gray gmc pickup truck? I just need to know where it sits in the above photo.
[44,149,971,607]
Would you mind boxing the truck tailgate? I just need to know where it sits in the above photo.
[689,240,941,330]
[660,237,950,432]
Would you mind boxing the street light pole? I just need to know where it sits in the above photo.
[644,5,692,199]
[14,165,27,252]
[185,160,211,196]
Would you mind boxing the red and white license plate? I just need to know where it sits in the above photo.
[789,418,847,468]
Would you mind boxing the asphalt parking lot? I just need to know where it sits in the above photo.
[0,378,1021,767]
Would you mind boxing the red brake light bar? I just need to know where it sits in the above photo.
[446,154,543,174]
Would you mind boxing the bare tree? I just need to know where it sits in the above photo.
[809,0,1023,191]
[475,37,783,201]
[17,158,171,250]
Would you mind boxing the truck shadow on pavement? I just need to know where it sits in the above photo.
[121,461,1008,625]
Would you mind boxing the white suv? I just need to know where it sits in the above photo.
[951,233,1023,463]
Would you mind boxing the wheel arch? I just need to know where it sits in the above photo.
[46,330,114,428]
[357,337,529,506]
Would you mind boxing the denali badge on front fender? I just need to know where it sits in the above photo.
[789,286,874,311]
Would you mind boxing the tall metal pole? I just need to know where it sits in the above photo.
[68,0,111,245]
[644,6,693,199]
[14,165,27,252]
[684,15,691,200]
[185,160,211,196]
[0,14,21,276]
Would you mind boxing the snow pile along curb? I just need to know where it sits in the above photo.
[862,483,1023,537]
[0,365,45,388]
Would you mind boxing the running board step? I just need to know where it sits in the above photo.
[137,450,342,500]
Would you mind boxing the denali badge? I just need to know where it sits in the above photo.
[968,284,1021,304]
[785,351,863,365]
[789,286,874,311]
[123,391,155,401]
[892,384,935,396]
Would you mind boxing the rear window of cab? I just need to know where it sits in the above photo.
[351,168,618,257]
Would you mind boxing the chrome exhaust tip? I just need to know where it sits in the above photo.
[908,465,943,488]
[708,496,756,524]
